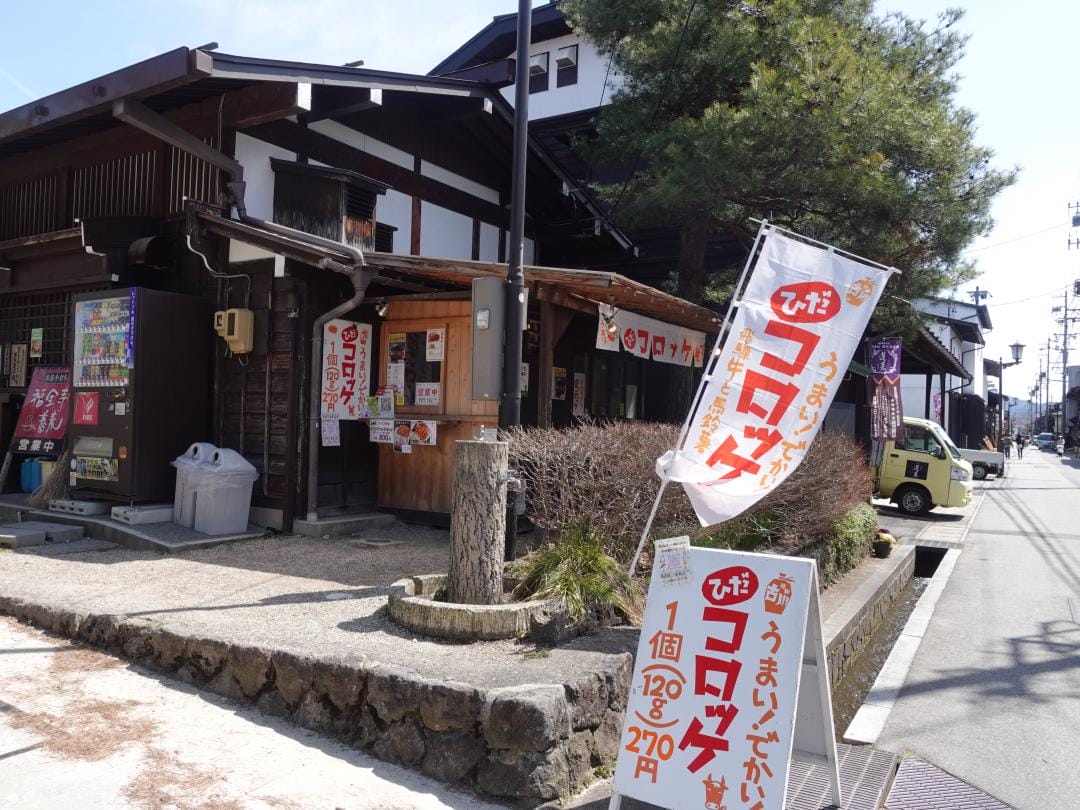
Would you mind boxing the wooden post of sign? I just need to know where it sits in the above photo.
[447,439,508,605]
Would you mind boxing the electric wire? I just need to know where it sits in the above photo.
[963,221,1070,254]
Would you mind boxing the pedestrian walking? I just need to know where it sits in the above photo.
[1001,434,1012,460]
[1015,432,1025,459]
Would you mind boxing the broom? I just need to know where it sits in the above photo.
[29,449,71,509]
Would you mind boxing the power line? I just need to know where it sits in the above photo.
[963,221,1070,254]
[992,286,1065,307]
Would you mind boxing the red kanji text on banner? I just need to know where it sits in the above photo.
[658,230,896,526]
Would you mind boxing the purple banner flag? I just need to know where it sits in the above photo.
[870,337,904,442]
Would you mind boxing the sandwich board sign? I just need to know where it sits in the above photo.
[609,538,839,809]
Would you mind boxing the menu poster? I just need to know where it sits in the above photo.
[552,367,567,401]
[321,415,341,447]
[29,328,43,359]
[520,362,529,397]
[369,419,395,444]
[388,333,407,363]
[9,344,28,388]
[387,363,405,406]
[370,419,437,446]
[572,372,587,417]
[426,328,445,362]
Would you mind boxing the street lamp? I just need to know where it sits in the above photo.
[998,342,1025,446]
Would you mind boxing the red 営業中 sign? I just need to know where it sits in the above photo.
[10,367,71,456]
[611,540,839,809]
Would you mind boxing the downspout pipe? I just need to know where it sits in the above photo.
[115,93,373,524]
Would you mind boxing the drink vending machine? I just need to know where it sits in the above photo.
[67,287,210,502]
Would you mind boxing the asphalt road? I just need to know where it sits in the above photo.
[0,617,502,810]
[877,446,1080,808]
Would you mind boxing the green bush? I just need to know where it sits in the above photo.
[821,502,879,584]
[511,525,643,628]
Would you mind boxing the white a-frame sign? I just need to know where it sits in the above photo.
[609,539,840,810]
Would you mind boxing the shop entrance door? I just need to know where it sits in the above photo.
[317,418,378,513]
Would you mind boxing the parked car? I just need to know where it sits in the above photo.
[1036,432,1056,450]
[875,417,974,516]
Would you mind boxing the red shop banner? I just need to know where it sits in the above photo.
[10,366,72,456]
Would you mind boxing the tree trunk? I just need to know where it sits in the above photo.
[447,439,508,605]
[669,211,711,420]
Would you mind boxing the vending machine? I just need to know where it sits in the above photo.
[68,287,210,502]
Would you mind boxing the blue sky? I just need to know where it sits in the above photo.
[2,1,1076,398]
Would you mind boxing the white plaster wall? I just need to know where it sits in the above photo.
[421,160,499,205]
[233,132,294,221]
[377,189,413,253]
[499,33,622,120]
[479,223,500,262]
[419,202,472,259]
[308,120,413,169]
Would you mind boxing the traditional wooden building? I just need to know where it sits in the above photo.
[0,47,719,532]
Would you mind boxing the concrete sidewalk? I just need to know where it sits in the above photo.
[874,449,1080,808]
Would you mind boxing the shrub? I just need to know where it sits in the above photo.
[508,422,874,564]
[511,524,643,628]
[507,420,696,561]
[821,502,879,584]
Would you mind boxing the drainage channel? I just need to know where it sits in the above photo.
[830,546,946,738]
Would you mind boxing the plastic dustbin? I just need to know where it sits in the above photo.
[191,448,259,535]
[20,458,43,493]
[171,442,217,528]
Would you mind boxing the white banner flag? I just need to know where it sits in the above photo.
[659,231,894,526]
[596,304,707,368]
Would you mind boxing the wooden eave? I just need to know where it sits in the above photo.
[193,209,718,333]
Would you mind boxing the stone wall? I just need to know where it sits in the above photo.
[0,595,631,803]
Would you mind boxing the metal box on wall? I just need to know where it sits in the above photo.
[471,277,505,400]
[67,287,210,503]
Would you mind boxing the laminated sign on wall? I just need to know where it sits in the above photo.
[659,228,895,526]
[610,541,839,810]
[321,320,372,420]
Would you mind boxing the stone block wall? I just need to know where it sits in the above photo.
[0,595,632,802]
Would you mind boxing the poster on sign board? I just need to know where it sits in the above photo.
[611,544,838,809]
[369,419,395,444]
[29,328,43,359]
[321,415,341,447]
[320,320,371,420]
[572,372,586,417]
[10,367,71,456]
[552,367,567,400]
[9,344,28,388]
[426,328,445,362]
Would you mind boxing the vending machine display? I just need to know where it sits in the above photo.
[67,288,210,502]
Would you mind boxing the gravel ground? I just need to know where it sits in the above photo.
[0,523,635,690]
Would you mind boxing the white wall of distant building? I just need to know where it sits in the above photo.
[499,33,622,120]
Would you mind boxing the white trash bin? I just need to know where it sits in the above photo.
[192,448,259,535]
[171,442,217,528]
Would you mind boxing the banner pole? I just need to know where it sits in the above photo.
[625,220,772,576]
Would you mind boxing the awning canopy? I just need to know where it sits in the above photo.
[901,326,971,381]
[193,209,721,333]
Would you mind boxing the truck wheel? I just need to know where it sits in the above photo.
[895,485,932,516]
[972,464,988,481]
